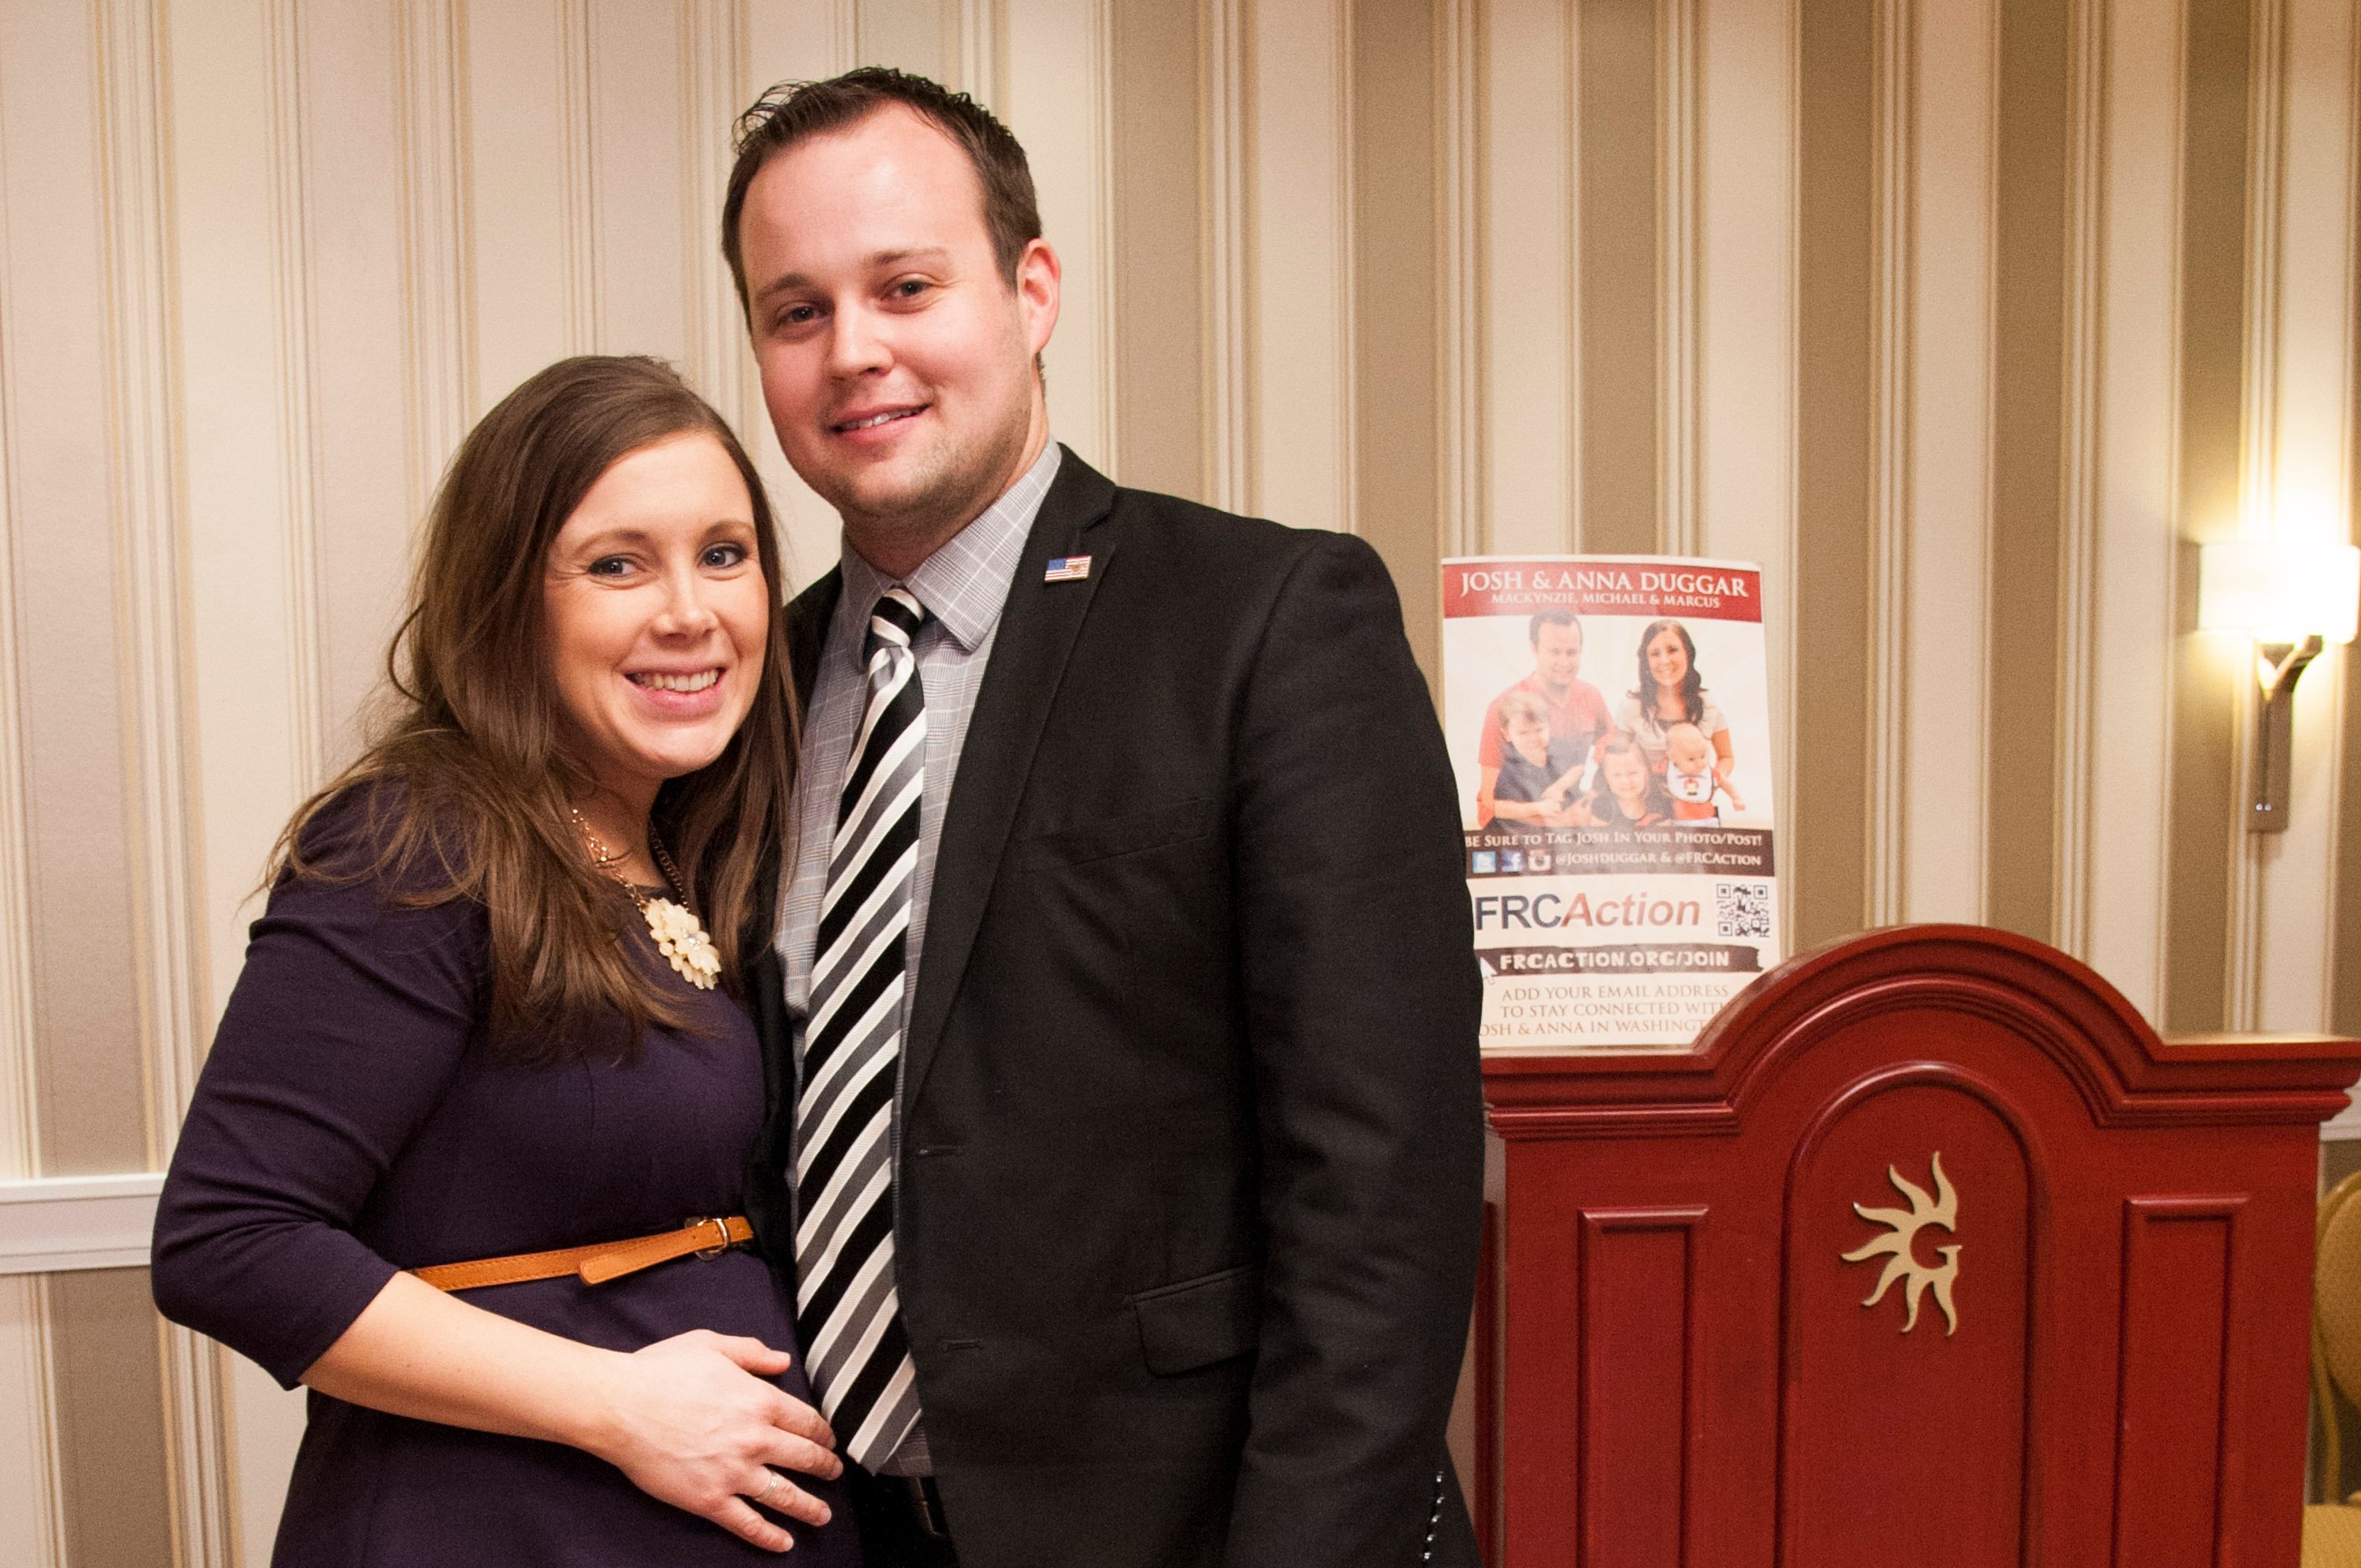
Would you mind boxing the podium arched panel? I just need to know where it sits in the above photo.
[1477,926,2361,1568]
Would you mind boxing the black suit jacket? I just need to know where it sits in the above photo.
[745,450,1485,1568]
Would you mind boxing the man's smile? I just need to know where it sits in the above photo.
[831,404,927,434]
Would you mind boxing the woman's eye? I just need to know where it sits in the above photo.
[701,544,748,570]
[587,555,634,577]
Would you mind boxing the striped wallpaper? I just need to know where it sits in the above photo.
[0,0,2354,1562]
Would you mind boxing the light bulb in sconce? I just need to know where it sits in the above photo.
[2196,538,2360,833]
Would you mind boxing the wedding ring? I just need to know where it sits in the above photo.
[752,1469,781,1506]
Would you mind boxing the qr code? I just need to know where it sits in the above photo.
[1716,882,1772,940]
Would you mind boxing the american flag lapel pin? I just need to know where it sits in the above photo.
[1044,555,1092,583]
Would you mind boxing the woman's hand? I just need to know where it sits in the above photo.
[586,1330,843,1553]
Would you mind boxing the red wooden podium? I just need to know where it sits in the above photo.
[1472,925,2361,1568]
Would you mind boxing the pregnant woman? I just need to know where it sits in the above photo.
[153,356,860,1564]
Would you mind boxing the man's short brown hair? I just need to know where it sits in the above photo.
[722,67,1042,318]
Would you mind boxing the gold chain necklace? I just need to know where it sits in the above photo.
[568,806,722,991]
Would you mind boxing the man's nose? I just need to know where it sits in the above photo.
[828,305,892,378]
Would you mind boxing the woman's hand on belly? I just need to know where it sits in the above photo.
[582,1329,843,1551]
[302,1274,840,1554]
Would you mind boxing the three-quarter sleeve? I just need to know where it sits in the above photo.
[152,839,488,1389]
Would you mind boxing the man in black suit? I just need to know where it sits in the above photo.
[726,68,1483,1568]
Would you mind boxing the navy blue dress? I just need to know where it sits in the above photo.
[152,802,860,1567]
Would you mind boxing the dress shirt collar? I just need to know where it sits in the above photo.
[833,441,1063,663]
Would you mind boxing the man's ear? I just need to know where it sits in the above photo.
[1016,237,1062,359]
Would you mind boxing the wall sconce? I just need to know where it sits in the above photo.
[2197,538,2360,832]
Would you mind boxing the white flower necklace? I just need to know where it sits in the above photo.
[569,806,722,991]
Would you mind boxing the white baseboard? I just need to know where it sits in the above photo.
[0,1174,162,1275]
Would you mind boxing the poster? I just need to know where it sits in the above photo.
[1442,555,1782,1051]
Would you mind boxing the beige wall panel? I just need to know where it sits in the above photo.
[858,0,951,76]
[46,1269,172,1568]
[0,0,148,1178]
[164,0,316,1016]
[1696,0,1795,878]
[1002,0,1116,474]
[396,0,477,519]
[1579,0,1661,555]
[1246,0,1355,531]
[1352,0,1441,677]
[1985,0,2068,945]
[465,1,586,406]
[1791,0,1874,948]
[224,1349,301,1568]
[296,0,423,762]
[1900,0,1994,923]
[2165,0,2251,1031]
[1480,0,1577,553]
[2080,0,2183,1017]
[162,6,325,1543]
[2339,627,2361,1033]
[589,3,696,370]
[682,5,752,419]
[746,2,863,589]
[1110,0,1208,499]
[2254,0,2355,1032]
[0,1281,62,1568]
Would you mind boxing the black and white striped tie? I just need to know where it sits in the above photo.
[796,586,926,1469]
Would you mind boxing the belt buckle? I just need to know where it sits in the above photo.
[901,1475,951,1541]
[686,1217,732,1259]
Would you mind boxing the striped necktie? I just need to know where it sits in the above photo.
[796,585,926,1469]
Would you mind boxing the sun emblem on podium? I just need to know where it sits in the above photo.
[1839,1151,1961,1336]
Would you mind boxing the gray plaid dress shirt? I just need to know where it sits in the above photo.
[777,440,1061,1475]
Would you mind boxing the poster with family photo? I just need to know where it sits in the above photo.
[1442,555,1783,1051]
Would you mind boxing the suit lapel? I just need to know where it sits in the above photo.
[784,569,842,718]
[901,447,1118,1112]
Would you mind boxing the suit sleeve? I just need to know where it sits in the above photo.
[1222,532,1486,1566]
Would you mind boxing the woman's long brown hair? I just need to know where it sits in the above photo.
[274,355,797,1062]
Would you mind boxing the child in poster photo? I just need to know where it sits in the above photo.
[1487,690,1589,828]
[1662,720,1745,826]
[1582,736,1672,830]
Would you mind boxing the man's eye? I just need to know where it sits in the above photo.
[779,304,818,328]
[892,279,929,300]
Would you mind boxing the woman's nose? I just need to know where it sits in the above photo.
[654,574,721,634]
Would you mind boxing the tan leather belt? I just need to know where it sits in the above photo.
[414,1216,752,1292]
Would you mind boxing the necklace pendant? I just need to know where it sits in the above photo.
[641,897,721,990]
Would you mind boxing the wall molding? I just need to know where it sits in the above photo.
[1867,0,1916,927]
[265,0,327,797]
[0,1278,65,1567]
[1330,0,1358,534]
[96,2,234,1559]
[396,0,475,520]
[2052,0,2109,961]
[682,0,746,415]
[958,0,1004,110]
[0,20,39,1184]
[1438,0,1481,558]
[560,0,598,353]
[1657,0,1701,556]
[2226,0,2289,1030]
[1201,0,1251,514]
[0,1175,161,1276]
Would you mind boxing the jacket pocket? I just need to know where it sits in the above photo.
[1128,1261,1262,1375]
[1020,797,1218,871]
